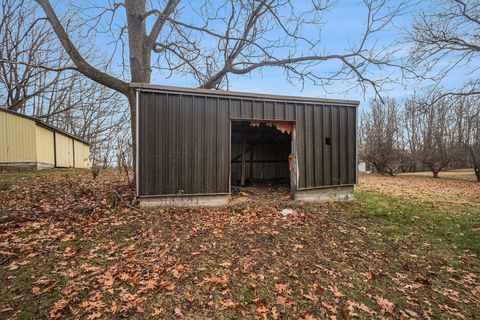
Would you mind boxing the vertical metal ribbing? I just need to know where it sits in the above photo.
[135,90,139,196]
[136,89,358,196]
[353,109,358,184]
[228,98,232,194]
[345,107,349,184]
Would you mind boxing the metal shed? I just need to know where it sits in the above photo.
[0,108,89,170]
[133,83,358,207]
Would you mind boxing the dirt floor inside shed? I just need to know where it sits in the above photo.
[0,169,479,319]
[231,182,292,204]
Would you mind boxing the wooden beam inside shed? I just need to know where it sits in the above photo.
[249,144,254,181]
[240,126,246,186]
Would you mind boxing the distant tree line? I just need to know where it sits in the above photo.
[359,93,480,181]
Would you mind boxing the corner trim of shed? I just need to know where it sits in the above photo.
[135,89,140,195]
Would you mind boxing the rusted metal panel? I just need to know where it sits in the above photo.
[137,87,358,196]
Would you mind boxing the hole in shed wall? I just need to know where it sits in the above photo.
[230,121,293,197]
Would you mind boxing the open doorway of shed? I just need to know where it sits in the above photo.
[231,120,295,199]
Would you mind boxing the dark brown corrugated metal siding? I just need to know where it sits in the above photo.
[137,89,357,196]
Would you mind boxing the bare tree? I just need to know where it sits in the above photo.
[458,96,480,181]
[0,0,131,170]
[417,96,456,178]
[359,97,403,175]
[37,78,130,169]
[407,0,480,99]
[0,0,72,111]
[361,90,480,180]
[32,0,408,178]
[403,96,423,171]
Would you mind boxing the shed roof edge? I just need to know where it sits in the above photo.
[130,83,360,107]
[0,108,89,145]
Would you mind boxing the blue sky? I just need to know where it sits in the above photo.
[66,0,471,111]
[147,0,414,111]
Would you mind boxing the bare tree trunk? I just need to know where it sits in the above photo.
[125,0,151,84]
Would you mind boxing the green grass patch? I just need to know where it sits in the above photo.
[355,190,480,256]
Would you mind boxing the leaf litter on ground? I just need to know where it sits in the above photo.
[0,169,479,319]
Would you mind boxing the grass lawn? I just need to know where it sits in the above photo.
[398,168,479,182]
[0,169,479,319]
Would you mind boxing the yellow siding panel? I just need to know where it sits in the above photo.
[55,133,74,167]
[68,137,74,167]
[1,110,86,169]
[1,112,37,163]
[35,126,55,165]
[73,140,85,168]
[83,144,90,168]
[0,111,7,163]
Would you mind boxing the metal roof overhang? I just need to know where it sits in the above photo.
[130,83,360,107]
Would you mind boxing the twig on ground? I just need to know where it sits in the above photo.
[302,205,399,252]
[0,255,15,266]
[41,226,75,255]
[114,188,147,215]
[329,215,369,235]
[302,206,368,235]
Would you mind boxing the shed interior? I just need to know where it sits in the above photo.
[231,121,292,189]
